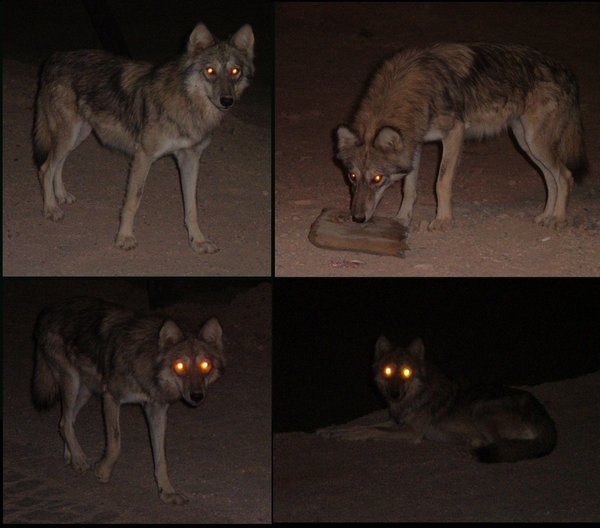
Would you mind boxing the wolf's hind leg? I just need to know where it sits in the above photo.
[39,119,91,221]
[513,115,572,228]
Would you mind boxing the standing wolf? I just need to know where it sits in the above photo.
[34,23,254,253]
[336,43,587,229]
[318,337,557,463]
[33,297,225,504]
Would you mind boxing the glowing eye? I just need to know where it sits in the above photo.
[401,367,412,379]
[372,174,383,184]
[349,172,357,181]
[383,365,394,378]
[205,67,215,76]
[230,67,240,76]
[198,360,212,373]
[174,361,186,374]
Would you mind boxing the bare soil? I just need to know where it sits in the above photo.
[275,3,600,276]
[2,59,271,276]
[273,372,600,522]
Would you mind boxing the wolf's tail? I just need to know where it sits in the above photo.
[32,336,60,409]
[557,90,589,182]
[32,60,55,169]
[32,97,52,169]
[473,422,557,463]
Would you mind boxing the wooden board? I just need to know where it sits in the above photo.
[308,208,409,257]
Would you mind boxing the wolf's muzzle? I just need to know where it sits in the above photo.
[190,391,205,403]
[220,96,234,109]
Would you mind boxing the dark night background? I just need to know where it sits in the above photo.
[3,0,273,72]
[273,278,600,432]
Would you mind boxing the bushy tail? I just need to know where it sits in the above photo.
[473,423,557,463]
[32,345,60,408]
[32,96,52,169]
[558,102,589,182]
[32,60,54,169]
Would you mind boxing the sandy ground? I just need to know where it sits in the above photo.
[3,280,271,523]
[2,58,271,276]
[275,3,600,276]
[273,371,600,522]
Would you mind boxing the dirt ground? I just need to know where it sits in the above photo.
[2,59,271,276]
[2,279,271,523]
[275,3,600,276]
[273,372,600,522]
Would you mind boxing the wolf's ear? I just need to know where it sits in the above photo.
[199,317,223,350]
[188,23,215,54]
[336,125,360,152]
[407,337,425,359]
[159,320,184,349]
[375,335,393,361]
[374,126,403,152]
[231,24,254,60]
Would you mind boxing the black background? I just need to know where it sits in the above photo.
[273,278,600,432]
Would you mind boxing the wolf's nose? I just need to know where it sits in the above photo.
[191,392,204,403]
[220,96,234,108]
[352,214,366,223]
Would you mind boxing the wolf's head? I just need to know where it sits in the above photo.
[157,317,225,407]
[184,23,255,111]
[372,336,426,404]
[336,125,416,223]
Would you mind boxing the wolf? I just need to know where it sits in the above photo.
[32,297,225,504]
[34,23,254,253]
[318,336,557,463]
[336,43,587,229]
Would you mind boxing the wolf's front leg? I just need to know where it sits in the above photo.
[429,123,464,231]
[143,402,188,505]
[115,149,152,250]
[174,141,219,254]
[59,377,92,473]
[95,392,121,482]
[396,146,421,227]
[317,419,405,441]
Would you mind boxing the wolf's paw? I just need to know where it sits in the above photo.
[395,215,412,228]
[57,192,76,205]
[315,425,337,438]
[428,217,452,231]
[94,461,113,483]
[190,239,219,254]
[70,455,91,474]
[115,233,138,250]
[535,214,567,229]
[316,426,372,441]
[44,206,65,222]
[160,490,189,505]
